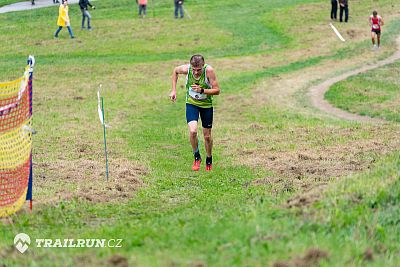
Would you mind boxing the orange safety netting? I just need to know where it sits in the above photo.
[0,159,30,207]
[0,65,33,217]
[0,78,30,133]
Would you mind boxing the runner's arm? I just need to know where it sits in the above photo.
[204,66,220,95]
[170,64,188,101]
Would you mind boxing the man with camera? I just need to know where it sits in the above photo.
[174,0,184,19]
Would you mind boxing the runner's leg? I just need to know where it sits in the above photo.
[199,107,213,165]
[371,31,375,46]
[186,104,201,157]
[377,32,381,47]
[188,121,199,153]
[202,127,212,158]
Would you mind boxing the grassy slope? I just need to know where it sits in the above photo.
[0,0,22,8]
[0,0,399,266]
[326,61,400,122]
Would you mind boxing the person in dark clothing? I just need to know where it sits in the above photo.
[174,0,184,19]
[339,0,348,22]
[53,0,60,3]
[331,0,338,20]
[79,0,95,30]
[31,0,35,5]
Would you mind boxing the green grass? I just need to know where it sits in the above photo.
[0,0,400,266]
[326,61,400,122]
[0,0,22,8]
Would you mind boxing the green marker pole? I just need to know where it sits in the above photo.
[101,97,109,181]
[152,0,155,17]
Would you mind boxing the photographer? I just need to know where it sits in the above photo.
[79,0,95,30]
[174,0,184,19]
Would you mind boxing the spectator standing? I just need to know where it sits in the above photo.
[339,0,348,22]
[79,0,95,30]
[174,0,184,19]
[137,0,148,18]
[331,0,338,20]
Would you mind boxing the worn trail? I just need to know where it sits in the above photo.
[309,36,400,123]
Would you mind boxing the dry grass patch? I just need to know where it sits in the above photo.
[273,248,329,267]
[34,157,146,205]
[229,120,400,207]
[216,36,400,207]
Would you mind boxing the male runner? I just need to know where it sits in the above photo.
[369,11,384,49]
[170,55,220,171]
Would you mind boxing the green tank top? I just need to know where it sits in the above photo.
[185,64,213,108]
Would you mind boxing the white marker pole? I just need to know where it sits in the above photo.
[97,85,109,181]
[183,6,191,19]
[329,23,346,42]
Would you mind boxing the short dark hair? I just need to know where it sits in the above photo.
[373,10,378,16]
[190,54,205,67]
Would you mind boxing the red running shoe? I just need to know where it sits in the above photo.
[192,159,201,171]
[206,164,212,171]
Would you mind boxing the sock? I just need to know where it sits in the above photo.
[194,147,201,160]
[206,156,212,165]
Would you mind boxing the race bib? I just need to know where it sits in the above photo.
[189,87,207,100]
[372,24,379,29]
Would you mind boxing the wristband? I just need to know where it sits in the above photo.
[200,88,204,94]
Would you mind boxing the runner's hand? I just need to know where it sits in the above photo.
[169,91,176,102]
[191,84,202,93]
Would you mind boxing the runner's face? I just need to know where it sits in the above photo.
[192,65,204,78]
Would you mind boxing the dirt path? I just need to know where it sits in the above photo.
[309,36,400,123]
[221,35,400,208]
[0,0,78,14]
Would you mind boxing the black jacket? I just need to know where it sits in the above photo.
[79,0,93,10]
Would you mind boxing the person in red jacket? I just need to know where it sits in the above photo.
[137,0,148,18]
[369,11,384,49]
